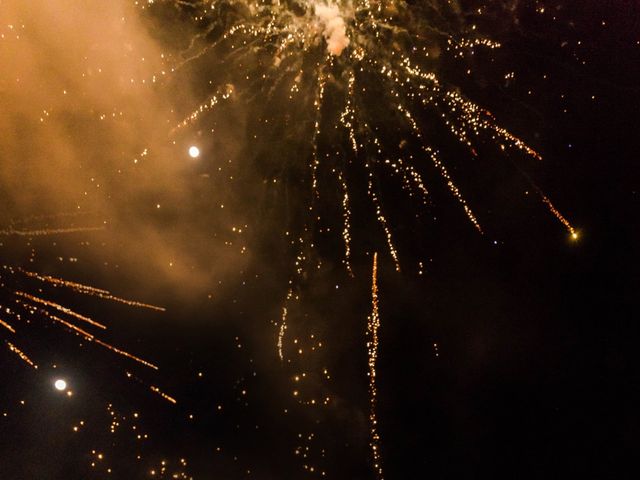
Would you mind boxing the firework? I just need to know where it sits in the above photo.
[133,1,579,474]
[135,3,579,346]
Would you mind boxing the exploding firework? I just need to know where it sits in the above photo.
[140,0,576,268]
[132,0,579,474]
[137,0,578,337]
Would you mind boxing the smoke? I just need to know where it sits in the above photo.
[314,3,350,56]
[0,0,251,299]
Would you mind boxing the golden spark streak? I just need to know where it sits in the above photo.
[15,291,108,330]
[540,194,578,238]
[48,313,96,339]
[150,385,177,404]
[18,269,165,312]
[310,57,331,199]
[278,287,293,361]
[337,170,354,277]
[0,318,16,333]
[6,341,37,369]
[93,339,158,370]
[367,252,384,479]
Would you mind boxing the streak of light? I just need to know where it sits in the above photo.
[18,269,166,312]
[15,291,108,330]
[0,318,16,333]
[0,226,105,236]
[150,385,177,404]
[367,252,383,479]
[540,194,578,239]
[6,341,37,369]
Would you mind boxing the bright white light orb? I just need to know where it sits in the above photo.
[54,379,67,391]
[188,146,200,158]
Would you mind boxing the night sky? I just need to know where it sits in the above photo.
[0,1,638,479]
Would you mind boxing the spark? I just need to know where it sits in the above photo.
[0,318,16,333]
[14,291,108,330]
[540,193,579,239]
[277,287,293,361]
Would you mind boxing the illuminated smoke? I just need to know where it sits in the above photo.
[314,3,350,56]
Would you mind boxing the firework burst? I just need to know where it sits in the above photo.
[133,0,579,474]
[140,0,576,266]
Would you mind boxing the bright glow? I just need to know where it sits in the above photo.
[571,232,579,240]
[54,379,67,391]
[188,146,200,158]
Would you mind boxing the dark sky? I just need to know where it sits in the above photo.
[0,1,638,478]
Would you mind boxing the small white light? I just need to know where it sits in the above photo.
[188,146,200,158]
[54,379,67,391]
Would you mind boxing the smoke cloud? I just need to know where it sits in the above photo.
[314,3,350,56]
[0,0,251,299]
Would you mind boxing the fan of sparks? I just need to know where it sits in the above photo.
[142,0,577,356]
[136,1,579,475]
[142,0,577,277]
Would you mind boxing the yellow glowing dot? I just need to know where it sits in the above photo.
[571,232,579,240]
[54,379,67,391]
[188,146,200,158]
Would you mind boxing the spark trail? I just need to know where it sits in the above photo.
[134,1,580,474]
[367,252,383,479]
[0,265,162,370]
